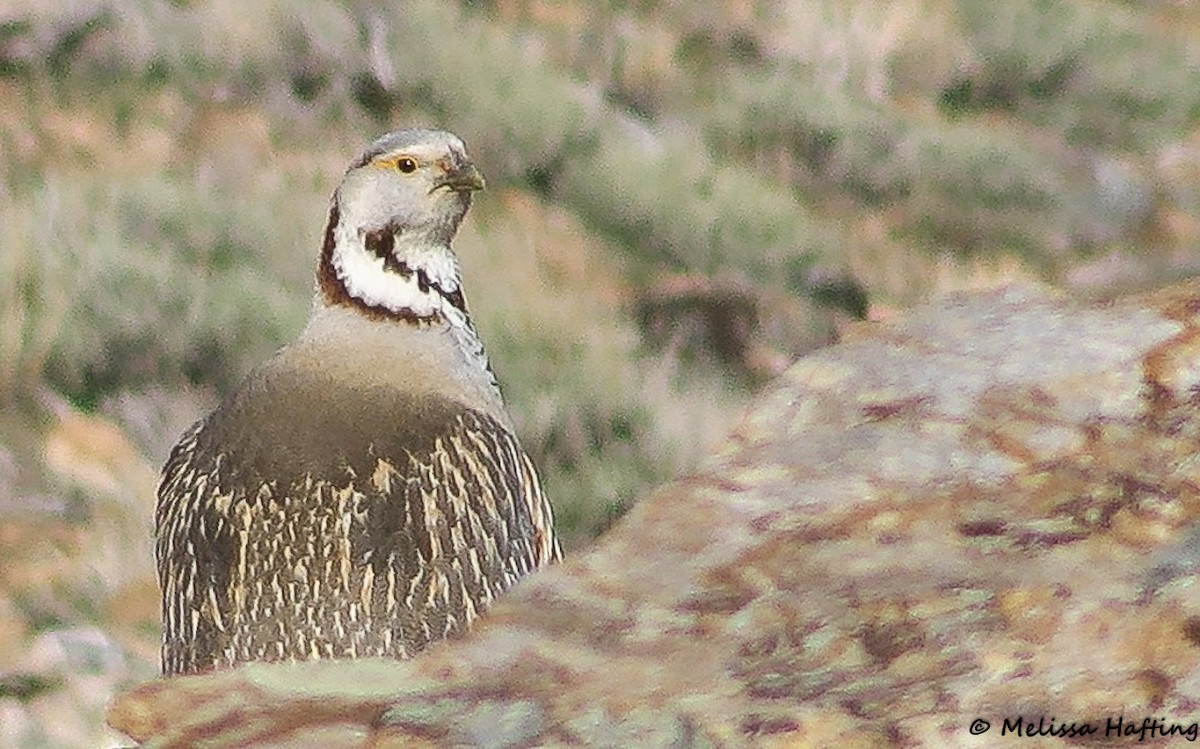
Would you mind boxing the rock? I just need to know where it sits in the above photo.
[0,403,163,749]
[109,280,1200,747]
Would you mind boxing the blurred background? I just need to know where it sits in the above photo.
[0,1,1197,746]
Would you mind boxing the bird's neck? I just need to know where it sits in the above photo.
[316,199,468,325]
[307,199,504,411]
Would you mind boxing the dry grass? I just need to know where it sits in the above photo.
[0,1,1196,746]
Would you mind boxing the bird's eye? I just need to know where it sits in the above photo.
[397,157,417,174]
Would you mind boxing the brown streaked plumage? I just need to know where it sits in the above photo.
[156,129,559,676]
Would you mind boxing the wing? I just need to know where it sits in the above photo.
[349,407,560,653]
[155,395,560,676]
[155,418,240,676]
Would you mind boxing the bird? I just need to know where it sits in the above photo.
[154,128,561,676]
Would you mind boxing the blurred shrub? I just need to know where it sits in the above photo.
[1,0,1196,545]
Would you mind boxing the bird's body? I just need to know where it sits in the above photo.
[156,130,559,676]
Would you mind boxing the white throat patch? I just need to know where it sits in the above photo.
[332,220,463,321]
[313,212,502,410]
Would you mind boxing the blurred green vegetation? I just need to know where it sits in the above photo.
[0,3,1197,745]
[1,0,1198,549]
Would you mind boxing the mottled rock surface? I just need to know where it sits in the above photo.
[109,281,1200,748]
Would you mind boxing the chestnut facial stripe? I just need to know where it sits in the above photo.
[316,201,468,322]
[317,202,432,323]
[363,222,468,316]
[317,200,343,304]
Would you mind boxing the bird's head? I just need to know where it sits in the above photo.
[337,129,485,245]
[317,129,485,324]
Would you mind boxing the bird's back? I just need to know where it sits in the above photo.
[157,352,555,674]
